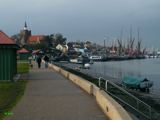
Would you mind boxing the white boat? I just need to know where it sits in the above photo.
[149,55,154,58]
[144,55,149,58]
[70,59,78,63]
[70,58,82,64]
[154,55,157,58]
[89,55,102,61]
[70,55,90,64]
[84,63,90,69]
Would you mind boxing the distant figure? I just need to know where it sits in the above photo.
[82,55,86,68]
[43,55,49,68]
[32,55,36,61]
[36,54,42,68]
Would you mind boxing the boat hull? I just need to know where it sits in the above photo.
[122,76,153,90]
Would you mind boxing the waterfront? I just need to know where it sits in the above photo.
[60,58,160,98]
[90,58,160,96]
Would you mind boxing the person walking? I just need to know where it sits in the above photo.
[36,54,42,68]
[43,55,49,68]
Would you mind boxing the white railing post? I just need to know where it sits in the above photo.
[99,77,101,88]
[99,77,103,89]
[105,80,108,91]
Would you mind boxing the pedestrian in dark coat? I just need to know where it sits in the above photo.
[36,54,42,68]
[44,55,49,68]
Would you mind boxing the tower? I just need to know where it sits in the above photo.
[19,22,31,45]
[24,21,27,30]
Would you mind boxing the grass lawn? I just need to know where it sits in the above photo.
[0,81,27,120]
[17,60,30,73]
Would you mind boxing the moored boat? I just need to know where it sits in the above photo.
[122,76,153,91]
[89,55,103,61]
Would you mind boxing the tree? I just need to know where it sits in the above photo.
[66,42,72,49]
[29,43,48,50]
[43,35,53,47]
[53,33,67,46]
[11,33,21,44]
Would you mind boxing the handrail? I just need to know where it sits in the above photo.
[107,91,151,119]
[99,77,152,120]
[53,63,153,119]
[107,79,151,108]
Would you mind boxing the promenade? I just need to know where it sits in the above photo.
[6,63,107,120]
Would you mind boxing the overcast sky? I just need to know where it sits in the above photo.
[0,0,160,48]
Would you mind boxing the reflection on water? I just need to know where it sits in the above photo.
[91,58,160,95]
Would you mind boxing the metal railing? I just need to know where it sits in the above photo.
[52,62,160,120]
[99,77,152,120]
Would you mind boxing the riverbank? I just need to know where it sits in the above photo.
[126,89,160,119]
[100,55,145,62]
[55,62,160,119]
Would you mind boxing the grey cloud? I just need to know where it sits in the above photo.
[0,0,160,48]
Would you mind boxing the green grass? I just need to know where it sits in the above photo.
[17,60,30,73]
[0,81,27,120]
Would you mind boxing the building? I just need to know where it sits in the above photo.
[28,35,44,44]
[0,31,19,80]
[19,22,45,46]
[17,48,30,60]
[19,22,31,45]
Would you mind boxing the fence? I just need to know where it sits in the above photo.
[53,62,160,120]
[99,77,152,120]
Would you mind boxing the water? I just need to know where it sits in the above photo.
[60,58,160,96]
[90,58,160,96]
[59,59,160,117]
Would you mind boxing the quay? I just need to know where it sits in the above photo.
[5,63,107,120]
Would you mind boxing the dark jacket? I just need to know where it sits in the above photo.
[44,55,49,62]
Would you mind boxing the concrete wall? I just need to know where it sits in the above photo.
[47,62,60,72]
[60,69,69,78]
[96,90,132,120]
[92,84,100,97]
[48,62,133,120]
[68,73,93,94]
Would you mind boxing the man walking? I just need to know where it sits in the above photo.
[43,55,49,68]
[36,54,42,68]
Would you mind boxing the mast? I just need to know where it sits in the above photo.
[25,21,27,28]
[129,26,134,54]
[137,27,142,55]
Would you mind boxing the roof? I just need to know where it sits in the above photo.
[32,49,40,54]
[0,31,16,44]
[17,48,30,53]
[28,35,44,44]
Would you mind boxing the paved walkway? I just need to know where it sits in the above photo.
[6,63,107,120]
